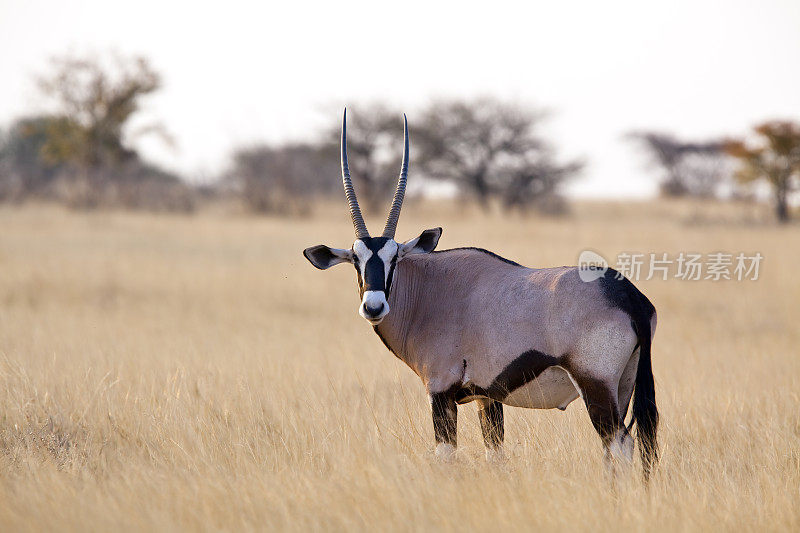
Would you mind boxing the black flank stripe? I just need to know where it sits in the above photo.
[487,349,561,399]
[454,349,561,404]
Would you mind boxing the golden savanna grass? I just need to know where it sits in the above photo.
[0,200,798,531]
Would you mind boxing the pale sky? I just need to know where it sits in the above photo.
[1,0,799,197]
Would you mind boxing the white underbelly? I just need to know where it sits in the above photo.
[501,366,580,409]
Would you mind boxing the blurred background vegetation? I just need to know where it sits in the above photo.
[0,5,798,529]
[1,52,798,222]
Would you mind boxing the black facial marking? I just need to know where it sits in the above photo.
[352,256,365,295]
[356,237,397,295]
[364,254,387,291]
[385,256,397,292]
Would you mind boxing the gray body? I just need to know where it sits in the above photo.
[377,249,651,415]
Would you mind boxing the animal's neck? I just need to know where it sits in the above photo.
[373,256,429,360]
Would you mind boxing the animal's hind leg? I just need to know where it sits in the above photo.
[571,374,633,472]
[476,398,504,462]
[617,347,640,425]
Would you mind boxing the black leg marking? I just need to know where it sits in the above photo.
[477,400,504,449]
[572,375,622,447]
[430,389,458,447]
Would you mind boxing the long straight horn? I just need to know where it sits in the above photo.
[341,108,369,239]
[382,114,409,239]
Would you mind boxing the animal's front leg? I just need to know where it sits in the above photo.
[430,389,457,459]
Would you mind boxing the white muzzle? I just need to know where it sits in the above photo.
[359,290,390,324]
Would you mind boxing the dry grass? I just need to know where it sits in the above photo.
[0,200,798,532]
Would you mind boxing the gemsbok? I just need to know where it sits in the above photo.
[303,109,659,479]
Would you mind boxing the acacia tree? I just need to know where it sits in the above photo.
[628,132,727,198]
[36,53,172,207]
[725,121,800,223]
[414,98,579,211]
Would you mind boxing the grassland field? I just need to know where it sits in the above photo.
[0,200,798,532]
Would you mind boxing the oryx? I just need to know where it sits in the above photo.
[303,110,659,479]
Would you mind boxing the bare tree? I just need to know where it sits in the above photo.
[414,98,580,211]
[226,143,338,214]
[322,104,403,212]
[629,132,728,198]
[31,52,184,209]
[726,121,800,223]
[39,53,163,165]
[500,157,582,214]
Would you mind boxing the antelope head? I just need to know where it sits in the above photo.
[303,109,441,324]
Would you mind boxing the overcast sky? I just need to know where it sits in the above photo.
[1,0,799,197]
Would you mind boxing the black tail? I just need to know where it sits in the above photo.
[631,315,659,481]
[599,269,659,481]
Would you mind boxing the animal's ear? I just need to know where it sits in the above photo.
[303,245,354,270]
[398,227,442,259]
